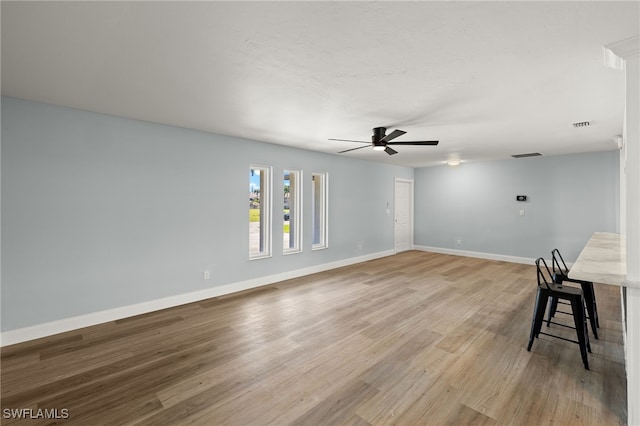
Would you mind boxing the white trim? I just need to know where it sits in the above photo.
[283,168,302,254]
[605,36,640,60]
[622,288,628,360]
[394,177,414,253]
[311,172,328,250]
[413,245,577,270]
[0,249,395,347]
[414,245,536,265]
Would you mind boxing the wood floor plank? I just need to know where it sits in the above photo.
[444,403,497,425]
[0,251,627,425]
[290,380,380,426]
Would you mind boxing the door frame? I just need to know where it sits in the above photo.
[394,177,414,253]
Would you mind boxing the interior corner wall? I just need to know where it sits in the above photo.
[1,97,413,332]
[621,49,640,426]
[414,151,620,261]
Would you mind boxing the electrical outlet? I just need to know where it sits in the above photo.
[203,271,210,280]
[455,239,462,248]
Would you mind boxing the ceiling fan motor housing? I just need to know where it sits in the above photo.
[372,127,386,141]
[372,127,387,148]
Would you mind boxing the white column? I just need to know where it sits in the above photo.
[606,35,640,426]
[627,54,640,426]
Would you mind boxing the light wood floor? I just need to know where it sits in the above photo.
[1,251,626,425]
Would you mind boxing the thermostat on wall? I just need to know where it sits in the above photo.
[516,195,527,202]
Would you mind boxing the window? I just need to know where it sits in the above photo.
[284,170,302,254]
[249,165,272,259]
[312,172,328,249]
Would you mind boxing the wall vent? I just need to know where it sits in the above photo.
[572,121,591,128]
[511,153,542,158]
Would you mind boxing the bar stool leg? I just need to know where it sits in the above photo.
[528,288,549,351]
[581,282,600,333]
[570,297,590,370]
[546,296,559,327]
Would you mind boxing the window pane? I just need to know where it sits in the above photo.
[312,172,328,249]
[250,166,271,258]
[284,170,301,254]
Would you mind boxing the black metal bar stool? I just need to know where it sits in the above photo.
[528,258,591,370]
[547,248,600,339]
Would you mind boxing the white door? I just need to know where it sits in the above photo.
[394,179,413,253]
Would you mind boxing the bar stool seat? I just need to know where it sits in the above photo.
[547,248,600,339]
[528,258,591,370]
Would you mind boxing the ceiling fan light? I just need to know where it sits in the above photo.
[372,145,385,151]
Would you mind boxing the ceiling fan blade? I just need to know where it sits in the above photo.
[380,129,406,143]
[338,145,370,154]
[329,138,369,144]
[386,140,439,146]
[385,146,398,155]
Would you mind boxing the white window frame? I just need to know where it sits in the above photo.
[249,165,272,260]
[284,169,302,255]
[312,172,328,250]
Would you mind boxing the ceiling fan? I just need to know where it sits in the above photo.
[330,127,439,155]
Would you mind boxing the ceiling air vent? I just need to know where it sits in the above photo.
[572,121,591,128]
[511,153,542,158]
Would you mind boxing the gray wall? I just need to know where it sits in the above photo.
[1,97,412,331]
[2,96,621,332]
[414,151,619,260]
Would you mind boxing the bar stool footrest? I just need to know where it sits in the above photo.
[538,331,580,345]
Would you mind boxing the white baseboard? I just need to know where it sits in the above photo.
[1,250,394,347]
[413,245,537,265]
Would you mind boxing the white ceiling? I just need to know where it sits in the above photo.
[2,1,639,167]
